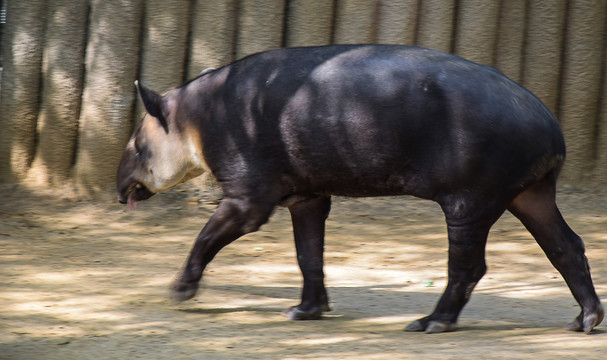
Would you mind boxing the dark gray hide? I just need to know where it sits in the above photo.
[117,45,603,333]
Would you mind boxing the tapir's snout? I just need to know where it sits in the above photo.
[116,145,155,209]
[117,176,155,210]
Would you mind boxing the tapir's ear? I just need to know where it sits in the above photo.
[135,80,169,134]
[200,67,216,76]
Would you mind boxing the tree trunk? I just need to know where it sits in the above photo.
[187,0,237,79]
[27,0,87,189]
[74,0,143,194]
[235,0,285,60]
[285,0,334,47]
[596,43,607,185]
[415,0,456,53]
[375,0,418,45]
[522,0,566,114]
[494,0,527,83]
[136,0,190,121]
[333,0,377,44]
[558,0,605,184]
[0,0,47,182]
[453,0,500,65]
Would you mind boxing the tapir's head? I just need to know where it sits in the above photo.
[116,82,206,209]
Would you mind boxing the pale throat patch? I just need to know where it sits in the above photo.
[184,126,211,174]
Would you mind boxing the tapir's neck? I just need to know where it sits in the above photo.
[177,70,228,176]
[180,68,228,123]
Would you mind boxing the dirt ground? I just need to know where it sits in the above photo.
[1,183,606,360]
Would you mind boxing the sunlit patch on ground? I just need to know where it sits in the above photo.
[1,186,606,359]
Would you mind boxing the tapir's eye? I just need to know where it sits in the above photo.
[134,142,142,157]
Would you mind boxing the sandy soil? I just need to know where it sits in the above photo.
[1,184,606,359]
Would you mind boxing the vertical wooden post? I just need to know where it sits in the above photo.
[27,0,87,188]
[558,0,606,184]
[235,0,286,59]
[375,0,418,45]
[522,0,566,114]
[415,0,456,52]
[453,0,500,65]
[333,0,377,44]
[0,0,47,181]
[187,0,238,79]
[494,0,527,83]
[136,0,191,120]
[596,45,607,185]
[285,0,334,47]
[74,0,144,194]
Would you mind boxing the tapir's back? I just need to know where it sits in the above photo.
[202,45,565,200]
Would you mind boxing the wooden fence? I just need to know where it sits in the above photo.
[1,0,606,195]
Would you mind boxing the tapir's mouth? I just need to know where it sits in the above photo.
[119,182,155,210]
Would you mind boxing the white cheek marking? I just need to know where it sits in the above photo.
[189,141,211,173]
[184,127,211,174]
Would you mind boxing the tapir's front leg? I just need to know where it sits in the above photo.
[284,196,332,320]
[172,198,275,301]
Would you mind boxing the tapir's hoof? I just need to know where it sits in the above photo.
[283,304,330,320]
[405,319,456,334]
[565,306,604,334]
[171,281,199,303]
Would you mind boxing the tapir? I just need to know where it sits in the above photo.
[116,44,603,333]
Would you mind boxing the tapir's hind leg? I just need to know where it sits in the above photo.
[284,196,332,320]
[406,195,506,333]
[507,179,604,333]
